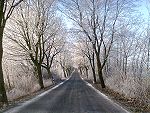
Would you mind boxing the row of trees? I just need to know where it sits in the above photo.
[7,0,66,89]
[1,0,149,106]
[0,0,24,104]
[59,0,136,88]
[64,0,149,102]
[0,0,72,104]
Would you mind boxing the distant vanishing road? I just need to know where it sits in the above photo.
[4,71,129,113]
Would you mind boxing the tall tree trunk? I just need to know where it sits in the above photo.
[66,67,71,76]
[92,67,96,83]
[63,67,66,78]
[79,68,82,75]
[37,65,44,89]
[87,51,96,83]
[91,52,97,83]
[0,27,8,103]
[96,53,106,88]
[124,56,127,77]
[85,67,88,78]
[47,68,54,83]
[47,68,52,78]
[66,69,69,77]
[6,72,11,90]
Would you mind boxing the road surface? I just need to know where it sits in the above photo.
[4,71,129,113]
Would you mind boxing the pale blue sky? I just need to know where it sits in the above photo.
[61,0,150,29]
[139,0,149,21]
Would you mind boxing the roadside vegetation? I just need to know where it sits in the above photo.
[0,0,149,112]
[0,0,73,107]
[59,0,150,112]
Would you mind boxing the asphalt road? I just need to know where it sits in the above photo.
[4,71,129,113]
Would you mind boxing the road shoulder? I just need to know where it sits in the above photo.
[84,79,150,113]
[80,77,131,113]
[0,78,67,113]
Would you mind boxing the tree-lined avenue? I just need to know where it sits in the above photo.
[4,71,129,113]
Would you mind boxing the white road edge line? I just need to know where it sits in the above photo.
[4,71,75,113]
[81,77,130,113]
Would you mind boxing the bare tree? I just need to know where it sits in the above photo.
[59,0,124,88]
[8,0,55,89]
[75,36,97,82]
[0,0,23,104]
[58,53,67,78]
[58,43,74,77]
[42,20,66,80]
